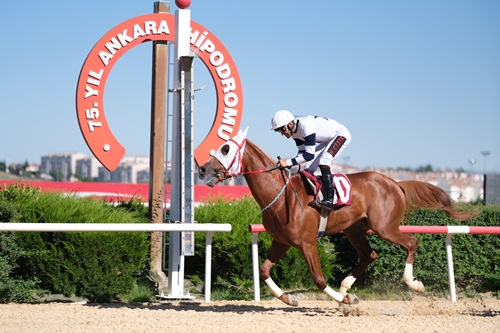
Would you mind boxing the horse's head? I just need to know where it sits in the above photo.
[198,127,249,187]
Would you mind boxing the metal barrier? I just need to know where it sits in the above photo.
[248,224,500,302]
[0,223,231,302]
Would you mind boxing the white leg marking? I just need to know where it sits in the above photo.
[403,263,414,284]
[323,286,344,303]
[340,274,356,295]
[264,277,283,298]
[403,263,424,293]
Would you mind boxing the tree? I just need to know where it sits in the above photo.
[415,164,433,173]
[50,170,64,181]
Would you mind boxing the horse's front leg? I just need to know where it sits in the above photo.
[260,241,298,306]
[300,242,359,305]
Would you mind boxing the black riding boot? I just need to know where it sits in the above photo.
[318,171,335,211]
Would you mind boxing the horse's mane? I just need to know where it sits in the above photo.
[246,140,276,164]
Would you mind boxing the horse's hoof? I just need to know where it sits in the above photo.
[341,293,359,305]
[279,293,299,307]
[412,280,425,293]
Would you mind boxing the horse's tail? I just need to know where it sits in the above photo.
[398,180,479,221]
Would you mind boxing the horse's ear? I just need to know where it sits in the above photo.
[233,126,249,143]
[241,126,249,138]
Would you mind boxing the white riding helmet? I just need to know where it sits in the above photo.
[271,110,294,130]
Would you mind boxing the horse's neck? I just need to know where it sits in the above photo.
[242,141,284,207]
[242,141,274,171]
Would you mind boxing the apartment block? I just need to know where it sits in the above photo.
[40,153,87,181]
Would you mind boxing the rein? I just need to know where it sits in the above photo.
[244,167,303,211]
[242,165,280,175]
[220,141,302,211]
[260,169,291,212]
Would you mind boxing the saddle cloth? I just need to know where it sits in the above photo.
[299,170,352,208]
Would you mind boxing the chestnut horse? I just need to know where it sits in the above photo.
[198,128,478,306]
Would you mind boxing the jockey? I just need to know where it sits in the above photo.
[271,110,351,211]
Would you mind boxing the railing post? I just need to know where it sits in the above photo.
[205,231,214,302]
[252,232,260,302]
[445,233,457,302]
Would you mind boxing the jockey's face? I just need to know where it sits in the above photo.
[275,121,293,138]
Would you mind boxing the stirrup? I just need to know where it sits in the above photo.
[316,200,335,212]
[309,200,321,208]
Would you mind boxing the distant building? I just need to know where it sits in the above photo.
[40,153,87,181]
[27,163,40,174]
[97,167,111,182]
[97,156,150,183]
[121,156,150,165]
[75,157,100,180]
[36,151,494,203]
[136,169,150,184]
[42,153,152,184]
[450,184,482,203]
[484,174,500,205]
[355,165,484,203]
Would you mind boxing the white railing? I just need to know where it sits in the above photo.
[248,224,500,302]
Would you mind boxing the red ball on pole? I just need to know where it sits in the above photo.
[175,0,191,9]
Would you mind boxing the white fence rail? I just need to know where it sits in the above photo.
[249,224,500,302]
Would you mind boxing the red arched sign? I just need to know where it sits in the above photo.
[76,13,243,171]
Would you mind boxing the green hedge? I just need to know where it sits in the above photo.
[14,230,149,302]
[328,205,500,295]
[0,232,45,303]
[2,182,499,303]
[0,183,150,302]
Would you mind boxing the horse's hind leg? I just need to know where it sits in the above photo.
[376,227,425,293]
[341,223,379,295]
[261,240,299,306]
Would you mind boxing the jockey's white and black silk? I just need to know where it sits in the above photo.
[286,116,351,172]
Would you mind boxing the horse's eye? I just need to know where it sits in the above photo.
[221,144,230,156]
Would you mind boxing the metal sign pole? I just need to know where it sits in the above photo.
[75,1,244,298]
[166,7,195,299]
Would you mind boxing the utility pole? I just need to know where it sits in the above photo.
[481,151,490,174]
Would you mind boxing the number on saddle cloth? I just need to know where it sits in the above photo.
[299,170,352,207]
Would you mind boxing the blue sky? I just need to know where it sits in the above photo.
[1,0,499,173]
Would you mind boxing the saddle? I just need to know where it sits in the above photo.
[299,170,352,209]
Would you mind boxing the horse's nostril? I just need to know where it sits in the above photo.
[199,167,205,176]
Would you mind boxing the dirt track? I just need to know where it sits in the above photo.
[1,296,499,333]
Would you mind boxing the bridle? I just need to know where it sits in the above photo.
[214,139,301,211]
